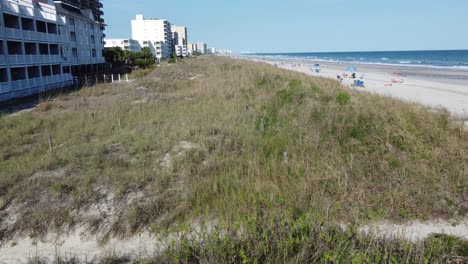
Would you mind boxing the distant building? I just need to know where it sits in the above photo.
[196,41,207,54]
[104,39,141,52]
[131,14,173,59]
[174,45,187,57]
[172,25,187,46]
[187,43,196,55]
[172,25,188,57]
[0,0,105,102]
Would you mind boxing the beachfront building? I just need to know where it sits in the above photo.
[197,41,207,54]
[54,0,105,73]
[0,0,106,102]
[0,0,74,102]
[174,45,187,57]
[104,38,141,52]
[172,25,187,57]
[187,43,196,55]
[172,25,187,46]
[131,14,173,59]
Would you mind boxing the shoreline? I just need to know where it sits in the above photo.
[232,55,468,117]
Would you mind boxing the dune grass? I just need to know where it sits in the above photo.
[0,56,467,261]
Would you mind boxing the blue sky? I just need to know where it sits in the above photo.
[103,0,468,53]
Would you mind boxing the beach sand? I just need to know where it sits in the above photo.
[238,56,468,118]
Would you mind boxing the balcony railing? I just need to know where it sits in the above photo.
[6,54,66,65]
[0,82,11,94]
[14,31,63,43]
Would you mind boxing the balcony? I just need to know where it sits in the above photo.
[3,28,24,40]
[7,55,25,65]
[0,83,11,94]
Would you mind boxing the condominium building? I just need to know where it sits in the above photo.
[104,39,141,52]
[187,43,196,55]
[0,0,106,102]
[172,25,187,57]
[0,0,74,102]
[131,14,173,59]
[54,0,105,70]
[172,25,187,46]
[174,45,187,57]
[196,41,207,54]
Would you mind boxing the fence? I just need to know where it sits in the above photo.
[75,73,131,87]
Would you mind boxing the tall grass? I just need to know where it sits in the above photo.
[0,56,466,261]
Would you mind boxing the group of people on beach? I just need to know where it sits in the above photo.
[337,72,356,82]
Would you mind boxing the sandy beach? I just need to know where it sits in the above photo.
[237,56,468,118]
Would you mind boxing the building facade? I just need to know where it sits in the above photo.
[172,25,186,46]
[0,0,74,102]
[54,0,105,73]
[0,0,105,102]
[104,38,141,52]
[172,25,187,57]
[196,41,207,54]
[174,45,187,57]
[131,14,172,59]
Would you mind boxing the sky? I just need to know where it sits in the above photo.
[103,0,468,53]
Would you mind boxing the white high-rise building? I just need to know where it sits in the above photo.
[172,25,188,57]
[197,42,207,54]
[172,25,187,46]
[187,43,196,55]
[131,14,173,59]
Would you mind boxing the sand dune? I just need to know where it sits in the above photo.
[240,56,468,118]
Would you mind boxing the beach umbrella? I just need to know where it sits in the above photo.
[346,66,357,71]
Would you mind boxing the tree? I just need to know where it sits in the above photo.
[103,47,125,67]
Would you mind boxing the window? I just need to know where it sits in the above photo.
[27,66,40,78]
[0,41,3,55]
[41,65,51,76]
[72,48,77,57]
[62,66,70,74]
[7,41,23,55]
[49,44,59,55]
[123,40,129,44]
[68,17,75,26]
[47,23,58,34]
[0,68,8,83]
[21,17,34,31]
[92,49,96,57]
[39,43,49,55]
[70,32,76,42]
[3,14,20,29]
[11,67,26,81]
[52,65,61,75]
[24,42,37,55]
[90,35,95,43]
[36,20,47,33]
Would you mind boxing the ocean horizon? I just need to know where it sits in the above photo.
[250,49,468,69]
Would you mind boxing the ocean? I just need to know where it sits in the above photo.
[253,50,468,69]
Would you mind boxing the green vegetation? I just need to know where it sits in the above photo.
[1,56,467,262]
[103,46,156,68]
